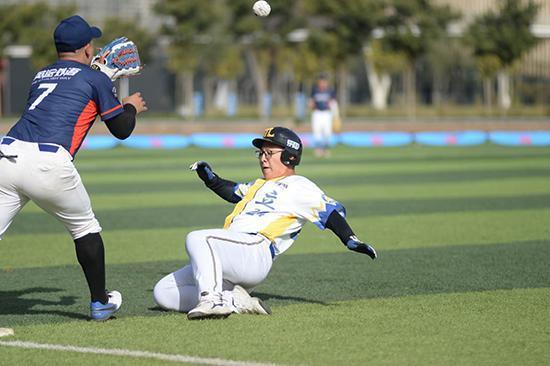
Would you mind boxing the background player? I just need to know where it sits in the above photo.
[0,15,147,321]
[153,127,376,320]
[309,74,337,158]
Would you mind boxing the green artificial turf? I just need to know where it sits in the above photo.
[1,145,549,365]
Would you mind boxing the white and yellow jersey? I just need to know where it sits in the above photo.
[224,175,345,256]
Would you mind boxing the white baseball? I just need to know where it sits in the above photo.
[253,1,271,17]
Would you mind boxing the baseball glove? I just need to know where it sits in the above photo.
[91,37,141,81]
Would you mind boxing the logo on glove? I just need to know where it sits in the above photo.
[91,37,142,81]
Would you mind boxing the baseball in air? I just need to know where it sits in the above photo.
[253,1,271,17]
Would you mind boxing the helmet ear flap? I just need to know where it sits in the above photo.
[281,150,299,166]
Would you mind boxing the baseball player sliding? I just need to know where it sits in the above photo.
[0,15,146,321]
[153,127,377,320]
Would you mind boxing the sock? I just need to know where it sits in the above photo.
[74,232,108,304]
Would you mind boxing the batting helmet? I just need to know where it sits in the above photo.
[253,127,303,166]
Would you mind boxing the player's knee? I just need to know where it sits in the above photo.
[186,230,207,243]
[153,274,198,312]
[153,276,172,310]
[69,219,102,240]
[185,230,208,255]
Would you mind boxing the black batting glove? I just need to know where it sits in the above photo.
[346,236,377,260]
[189,161,216,183]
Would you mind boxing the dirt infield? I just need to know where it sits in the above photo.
[1,118,549,135]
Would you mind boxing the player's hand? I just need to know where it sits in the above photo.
[346,236,377,259]
[122,92,147,114]
[189,161,215,183]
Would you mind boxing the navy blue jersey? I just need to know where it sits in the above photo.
[8,60,123,157]
[310,86,336,111]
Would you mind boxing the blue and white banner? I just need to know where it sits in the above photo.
[340,132,413,147]
[120,135,191,149]
[489,131,550,146]
[415,131,487,146]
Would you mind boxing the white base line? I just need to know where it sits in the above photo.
[0,340,284,366]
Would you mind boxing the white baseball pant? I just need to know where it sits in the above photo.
[153,229,274,312]
[0,137,101,240]
[311,110,333,148]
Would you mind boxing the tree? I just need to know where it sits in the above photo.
[424,37,472,108]
[226,0,305,119]
[307,0,381,116]
[198,1,245,116]
[377,0,458,117]
[154,0,226,117]
[363,38,407,110]
[203,44,244,116]
[464,0,539,110]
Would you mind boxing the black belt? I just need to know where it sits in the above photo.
[1,137,59,153]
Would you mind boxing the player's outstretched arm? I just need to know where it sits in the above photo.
[105,93,147,140]
[190,161,241,203]
[325,210,377,260]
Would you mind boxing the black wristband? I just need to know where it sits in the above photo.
[325,210,355,245]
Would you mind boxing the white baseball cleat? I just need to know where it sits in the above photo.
[90,290,122,321]
[231,285,272,315]
[187,291,233,320]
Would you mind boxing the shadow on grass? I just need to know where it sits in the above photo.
[0,287,85,321]
[257,239,550,304]
[1,240,548,326]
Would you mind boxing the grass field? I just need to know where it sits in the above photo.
[1,144,549,366]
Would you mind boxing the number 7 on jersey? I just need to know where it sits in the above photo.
[29,83,58,110]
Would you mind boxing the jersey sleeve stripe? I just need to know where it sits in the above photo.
[313,201,346,230]
[100,103,123,117]
[223,179,266,229]
[70,100,98,156]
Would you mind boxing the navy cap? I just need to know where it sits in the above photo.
[54,15,102,53]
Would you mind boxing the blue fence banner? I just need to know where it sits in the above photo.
[489,131,550,146]
[415,131,487,146]
[120,135,191,149]
[340,132,413,147]
[298,133,339,147]
[81,135,119,150]
[7,131,549,151]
